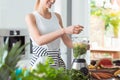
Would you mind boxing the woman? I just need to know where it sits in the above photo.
[25,0,83,69]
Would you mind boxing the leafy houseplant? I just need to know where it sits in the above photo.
[0,41,29,80]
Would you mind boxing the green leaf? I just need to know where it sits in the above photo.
[0,41,29,80]
[0,43,8,67]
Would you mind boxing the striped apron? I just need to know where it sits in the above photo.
[30,46,65,69]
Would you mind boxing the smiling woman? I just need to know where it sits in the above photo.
[25,0,84,69]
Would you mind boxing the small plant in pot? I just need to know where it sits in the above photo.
[0,41,29,80]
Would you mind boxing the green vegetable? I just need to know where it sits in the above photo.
[11,57,89,80]
[11,57,71,80]
[73,43,87,58]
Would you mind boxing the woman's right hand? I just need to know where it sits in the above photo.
[64,25,84,34]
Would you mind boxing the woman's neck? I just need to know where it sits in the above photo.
[37,8,51,19]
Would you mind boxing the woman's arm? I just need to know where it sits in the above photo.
[25,13,83,46]
[55,13,73,48]
[25,13,65,46]
[55,13,83,48]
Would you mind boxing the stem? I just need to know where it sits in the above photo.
[4,64,14,73]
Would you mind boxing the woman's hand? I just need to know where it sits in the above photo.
[64,25,84,34]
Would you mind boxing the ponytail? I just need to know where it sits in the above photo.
[34,0,40,10]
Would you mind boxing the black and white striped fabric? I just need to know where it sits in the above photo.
[30,46,65,69]
[47,50,65,68]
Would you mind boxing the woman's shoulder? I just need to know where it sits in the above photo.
[25,12,36,21]
[25,12,36,25]
[26,13,35,19]
[54,12,61,19]
[53,12,62,22]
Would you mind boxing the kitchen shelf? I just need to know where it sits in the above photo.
[90,47,120,52]
[90,47,120,61]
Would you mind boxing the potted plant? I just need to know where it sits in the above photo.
[0,41,29,80]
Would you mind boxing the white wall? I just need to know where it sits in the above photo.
[72,0,90,38]
[0,0,35,29]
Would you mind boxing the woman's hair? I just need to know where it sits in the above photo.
[34,0,40,10]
